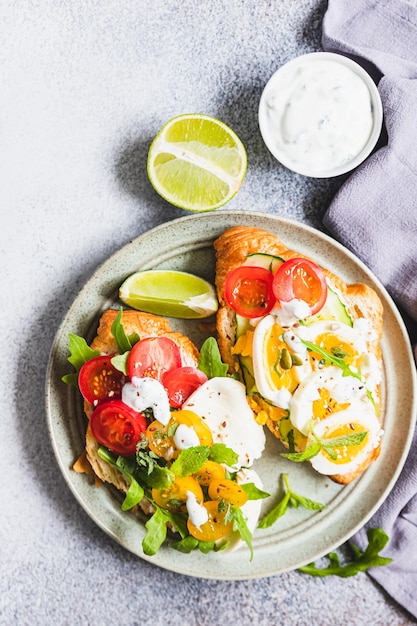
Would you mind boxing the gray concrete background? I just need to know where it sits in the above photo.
[1,1,415,624]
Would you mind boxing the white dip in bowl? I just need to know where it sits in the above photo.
[258,52,383,178]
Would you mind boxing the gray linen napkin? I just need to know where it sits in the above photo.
[322,0,417,618]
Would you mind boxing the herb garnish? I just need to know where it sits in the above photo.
[298,528,392,577]
[258,473,325,529]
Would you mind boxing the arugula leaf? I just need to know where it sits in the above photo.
[142,507,169,556]
[198,337,229,378]
[97,447,144,510]
[258,474,325,529]
[301,338,362,381]
[298,528,392,577]
[62,333,100,385]
[120,476,144,511]
[258,491,291,529]
[111,307,138,354]
[110,352,129,375]
[170,535,200,553]
[209,443,239,467]
[170,446,211,477]
[231,507,254,561]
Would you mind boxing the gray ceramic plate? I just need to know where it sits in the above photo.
[46,211,416,580]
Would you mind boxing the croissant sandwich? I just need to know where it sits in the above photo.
[214,225,384,485]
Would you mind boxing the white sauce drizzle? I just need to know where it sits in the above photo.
[186,491,208,529]
[173,424,200,450]
[121,376,171,425]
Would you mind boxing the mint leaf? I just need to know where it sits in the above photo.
[258,474,325,529]
[241,483,270,501]
[198,337,229,378]
[298,528,392,577]
[170,446,211,477]
[281,431,368,464]
[62,333,100,385]
[209,443,239,467]
[322,431,368,448]
[281,443,321,463]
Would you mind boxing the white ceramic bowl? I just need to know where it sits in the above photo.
[258,52,383,178]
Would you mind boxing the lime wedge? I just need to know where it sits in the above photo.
[119,270,219,319]
[147,113,247,212]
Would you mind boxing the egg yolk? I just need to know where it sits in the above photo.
[321,422,369,465]
[310,332,358,366]
[264,323,299,392]
[232,331,254,357]
[313,387,350,420]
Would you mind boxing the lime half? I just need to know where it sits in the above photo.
[147,113,247,212]
[119,270,219,319]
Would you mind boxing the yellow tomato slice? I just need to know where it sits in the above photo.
[152,476,203,512]
[208,478,248,508]
[146,409,213,460]
[173,410,213,447]
[187,500,232,542]
[194,460,226,486]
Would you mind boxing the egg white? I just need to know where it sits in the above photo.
[252,314,311,409]
[289,366,371,435]
[309,403,382,476]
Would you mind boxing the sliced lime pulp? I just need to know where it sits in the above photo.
[119,269,218,319]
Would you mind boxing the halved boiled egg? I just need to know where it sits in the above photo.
[309,403,382,477]
[252,314,311,409]
[289,366,372,435]
[303,320,368,371]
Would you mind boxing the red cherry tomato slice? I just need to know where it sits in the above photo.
[90,399,147,456]
[79,355,125,405]
[272,257,328,315]
[224,266,275,319]
[163,367,208,408]
[127,337,182,382]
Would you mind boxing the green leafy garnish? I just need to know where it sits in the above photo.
[170,446,211,477]
[302,339,364,384]
[142,507,170,556]
[208,443,239,467]
[230,506,254,561]
[111,306,139,354]
[240,482,270,501]
[62,333,100,385]
[258,474,324,529]
[110,351,130,375]
[281,430,368,463]
[97,447,144,511]
[198,337,229,378]
[298,528,392,577]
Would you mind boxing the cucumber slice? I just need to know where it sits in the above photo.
[239,355,258,394]
[242,252,284,274]
[305,286,352,327]
[236,313,251,338]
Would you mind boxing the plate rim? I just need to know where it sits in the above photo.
[45,210,417,580]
